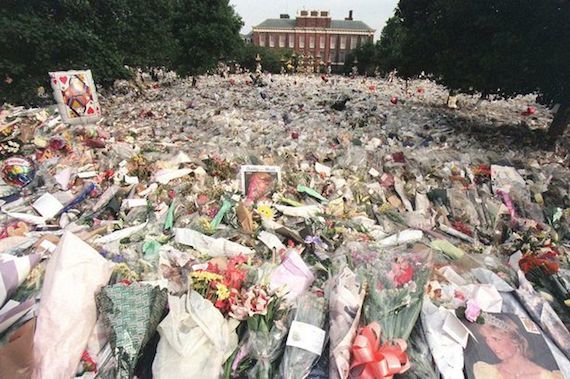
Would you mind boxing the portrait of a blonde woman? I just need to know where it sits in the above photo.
[466,314,562,379]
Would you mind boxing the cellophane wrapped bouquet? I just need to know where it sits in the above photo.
[280,291,327,379]
[229,283,291,379]
[351,243,432,341]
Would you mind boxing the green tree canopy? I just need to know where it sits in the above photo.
[0,0,244,105]
[391,0,570,138]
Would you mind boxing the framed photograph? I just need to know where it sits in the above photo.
[49,69,101,125]
[463,313,562,379]
[239,165,281,203]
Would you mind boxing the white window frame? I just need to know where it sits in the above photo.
[351,36,358,49]
[340,36,346,49]
[309,35,315,48]
[288,34,294,48]
[330,35,336,48]
[279,34,285,48]
[259,34,265,47]
[269,34,275,47]
[320,36,325,49]
[299,37,305,48]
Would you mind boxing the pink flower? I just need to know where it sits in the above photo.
[454,289,466,302]
[389,261,414,287]
[465,300,481,322]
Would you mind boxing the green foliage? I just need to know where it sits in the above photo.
[376,16,407,75]
[233,45,293,74]
[342,42,380,76]
[0,0,129,105]
[390,0,570,137]
[172,0,243,75]
[0,0,243,105]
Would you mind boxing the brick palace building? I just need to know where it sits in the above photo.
[251,10,375,70]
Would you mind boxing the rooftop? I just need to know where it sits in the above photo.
[253,18,374,32]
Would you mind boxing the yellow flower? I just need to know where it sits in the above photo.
[191,271,223,282]
[216,283,230,300]
[256,201,275,220]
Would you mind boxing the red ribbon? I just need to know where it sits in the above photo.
[349,322,410,379]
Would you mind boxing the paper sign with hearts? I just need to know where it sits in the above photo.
[49,69,101,125]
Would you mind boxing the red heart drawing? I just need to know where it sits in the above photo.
[87,107,95,114]
[52,79,57,85]
[59,76,68,84]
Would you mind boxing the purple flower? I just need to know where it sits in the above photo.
[465,299,481,322]
[304,235,323,245]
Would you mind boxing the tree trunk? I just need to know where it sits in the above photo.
[548,103,570,141]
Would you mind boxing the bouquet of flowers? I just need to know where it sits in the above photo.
[229,284,291,379]
[190,255,248,315]
[502,225,570,325]
[351,243,432,341]
[152,255,248,378]
[280,292,327,379]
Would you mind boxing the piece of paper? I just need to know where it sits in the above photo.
[258,231,286,252]
[94,222,148,244]
[77,171,98,179]
[286,321,326,355]
[174,228,254,256]
[270,250,314,300]
[442,311,471,348]
[3,211,46,225]
[121,198,148,209]
[0,253,41,306]
[54,168,73,190]
[471,268,514,292]
[274,204,322,219]
[0,299,35,334]
[377,229,423,247]
[154,168,193,184]
[421,300,465,379]
[32,193,64,219]
[315,162,331,177]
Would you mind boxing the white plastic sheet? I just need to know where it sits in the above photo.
[152,292,239,378]
[33,232,113,379]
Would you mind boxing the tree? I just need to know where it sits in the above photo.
[0,0,128,105]
[347,41,380,76]
[91,0,179,69]
[171,0,243,75]
[394,0,570,139]
[0,0,245,105]
[376,16,407,75]
[233,45,292,74]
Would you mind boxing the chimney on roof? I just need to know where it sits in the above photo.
[345,10,353,21]
[300,10,308,16]
[280,14,290,19]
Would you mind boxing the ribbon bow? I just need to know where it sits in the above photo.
[349,322,410,379]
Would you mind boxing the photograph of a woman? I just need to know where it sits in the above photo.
[464,313,562,379]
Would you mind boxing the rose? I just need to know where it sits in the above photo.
[465,300,481,322]
[389,261,414,287]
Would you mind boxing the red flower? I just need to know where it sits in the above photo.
[390,261,414,287]
[452,220,473,237]
[519,253,560,276]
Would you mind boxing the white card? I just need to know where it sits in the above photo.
[32,193,64,219]
[442,311,472,348]
[286,320,326,355]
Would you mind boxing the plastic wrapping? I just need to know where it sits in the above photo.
[280,292,327,379]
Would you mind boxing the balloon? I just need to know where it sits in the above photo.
[1,156,36,187]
